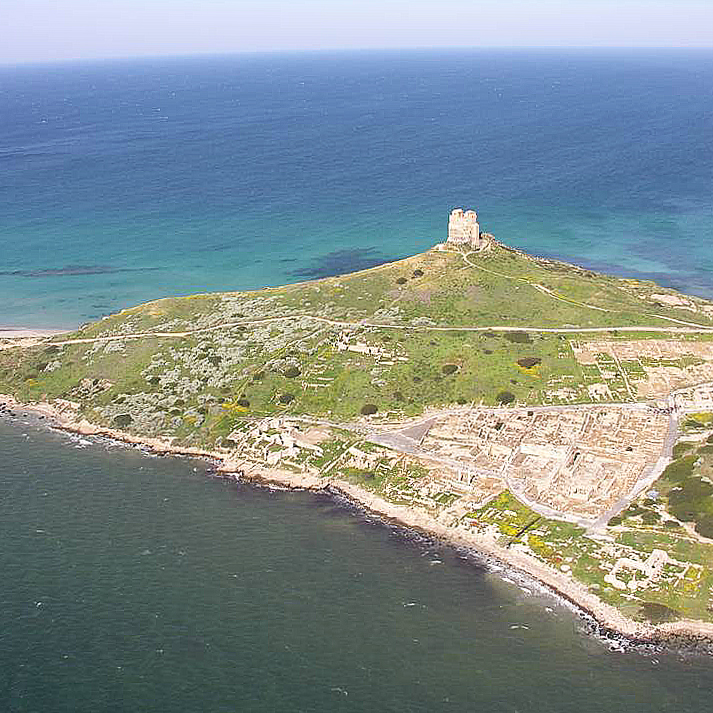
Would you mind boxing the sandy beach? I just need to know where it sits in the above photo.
[0,328,69,351]
[2,391,713,650]
[0,328,69,338]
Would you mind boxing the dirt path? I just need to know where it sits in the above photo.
[3,314,712,352]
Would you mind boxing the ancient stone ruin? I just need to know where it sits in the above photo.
[447,208,488,249]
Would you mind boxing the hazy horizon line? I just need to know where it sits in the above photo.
[2,44,712,68]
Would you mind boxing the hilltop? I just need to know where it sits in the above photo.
[2,242,713,430]
[3,239,713,644]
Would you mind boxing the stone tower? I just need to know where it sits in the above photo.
[447,208,482,249]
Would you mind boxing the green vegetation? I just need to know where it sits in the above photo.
[3,241,713,629]
[639,602,681,624]
[460,482,713,624]
[3,243,712,441]
[596,421,713,622]
[684,413,713,429]
[639,431,713,540]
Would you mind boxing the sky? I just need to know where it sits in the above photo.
[3,0,713,64]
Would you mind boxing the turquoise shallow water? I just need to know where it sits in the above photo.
[1,50,711,328]
[2,414,713,713]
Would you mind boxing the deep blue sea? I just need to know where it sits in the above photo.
[3,414,713,713]
[2,51,713,712]
[1,50,711,328]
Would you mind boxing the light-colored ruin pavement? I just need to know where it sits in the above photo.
[364,334,713,532]
[365,348,713,536]
[368,402,677,531]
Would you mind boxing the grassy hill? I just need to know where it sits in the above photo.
[2,242,712,448]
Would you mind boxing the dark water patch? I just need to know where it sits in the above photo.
[289,247,403,279]
[0,265,162,278]
[536,249,713,302]
[204,242,234,252]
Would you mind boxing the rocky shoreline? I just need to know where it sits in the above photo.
[3,392,713,655]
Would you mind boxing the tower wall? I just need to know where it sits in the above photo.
[447,208,481,248]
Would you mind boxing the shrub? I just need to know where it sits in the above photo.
[504,331,532,344]
[237,398,250,408]
[695,515,713,539]
[517,357,541,368]
[661,455,697,483]
[663,519,681,529]
[608,515,623,527]
[639,602,680,624]
[396,277,407,285]
[641,510,660,525]
[669,477,713,509]
[147,376,160,385]
[672,442,693,458]
[360,404,378,415]
[457,398,468,405]
[252,371,265,381]
[278,393,294,404]
[496,390,515,405]
[113,413,133,427]
[284,366,301,378]
[668,477,713,522]
[413,269,424,277]
[442,364,458,375]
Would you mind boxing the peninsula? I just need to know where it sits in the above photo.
[4,211,713,646]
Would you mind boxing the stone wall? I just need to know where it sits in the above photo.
[447,208,483,248]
